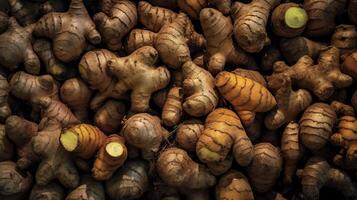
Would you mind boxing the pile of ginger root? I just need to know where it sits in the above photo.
[0,0,356,199]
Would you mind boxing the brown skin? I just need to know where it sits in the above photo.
[125,29,157,54]
[7,0,43,26]
[245,113,264,143]
[216,170,254,200]
[33,0,101,62]
[147,0,178,9]
[0,124,13,161]
[297,157,357,200]
[208,0,231,14]
[94,100,126,134]
[206,156,233,176]
[182,61,219,117]
[162,87,183,127]
[342,51,357,79]
[148,182,180,200]
[0,11,8,33]
[0,18,40,74]
[60,78,92,122]
[178,0,207,19]
[176,119,204,152]
[349,0,357,24]
[267,47,353,100]
[331,25,357,59]
[106,160,149,200]
[157,147,216,189]
[200,8,256,75]
[66,176,105,200]
[94,0,137,50]
[232,68,267,87]
[260,45,283,72]
[152,88,169,109]
[0,75,11,121]
[29,183,65,200]
[107,46,171,114]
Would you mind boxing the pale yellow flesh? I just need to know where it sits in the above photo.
[285,7,308,29]
[105,142,124,157]
[60,131,78,152]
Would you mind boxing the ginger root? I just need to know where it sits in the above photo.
[178,0,207,19]
[0,75,11,121]
[0,124,13,161]
[125,29,157,53]
[342,51,357,79]
[176,119,204,152]
[0,11,8,33]
[29,183,65,200]
[66,176,105,200]
[216,170,254,200]
[349,0,357,24]
[162,87,183,127]
[7,0,43,26]
[208,0,230,15]
[94,100,126,134]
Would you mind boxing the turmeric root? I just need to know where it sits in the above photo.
[107,46,170,114]
[196,108,254,166]
[92,135,128,181]
[207,0,231,15]
[232,68,267,87]
[267,47,353,100]
[200,8,256,75]
[94,100,126,134]
[33,0,101,62]
[0,75,11,121]
[0,11,8,33]
[29,183,65,200]
[297,157,357,200]
[60,78,92,122]
[349,0,357,24]
[176,119,204,151]
[216,170,254,200]
[178,0,207,19]
[66,176,105,200]
[106,160,149,200]
[94,0,137,50]
[182,61,218,117]
[125,29,157,53]
[0,18,40,74]
[248,143,282,193]
[157,147,216,189]
[216,71,276,125]
[162,87,183,127]
[0,125,13,161]
[231,0,280,53]
[342,51,357,79]
[331,25,357,59]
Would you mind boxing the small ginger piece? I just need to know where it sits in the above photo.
[92,135,128,181]
[0,11,8,33]
[125,29,157,53]
[107,46,170,114]
[176,119,204,151]
[66,176,105,200]
[0,124,13,161]
[267,47,353,100]
[60,78,92,122]
[349,0,357,24]
[162,87,183,127]
[29,183,65,200]
[157,147,216,189]
[94,0,137,50]
[60,124,106,159]
[94,100,126,134]
[248,143,282,193]
[178,0,207,19]
[342,51,357,79]
[331,25,357,59]
[0,75,11,121]
[200,8,256,75]
[216,170,254,200]
[106,160,149,200]
[271,3,308,37]
[182,61,218,117]
[216,71,276,126]
[33,0,101,62]
[196,108,254,166]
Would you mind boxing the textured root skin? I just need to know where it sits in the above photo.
[232,68,267,87]
[0,11,9,33]
[162,87,183,127]
[157,147,216,189]
[176,119,204,151]
[299,103,337,151]
[298,157,357,200]
[303,0,347,37]
[206,156,232,176]
[8,0,42,26]
[94,0,137,50]
[208,0,231,15]
[94,100,126,134]
[244,113,263,143]
[216,170,254,200]
[125,29,157,53]
[231,0,280,53]
[267,47,353,100]
[331,25,357,60]
[66,176,105,200]
[265,75,312,130]
[260,45,283,73]
[200,8,256,75]
[33,0,101,62]
[178,0,207,19]
[0,161,32,197]
[196,108,254,166]
[106,160,149,200]
[330,101,355,117]
[60,124,106,159]
[29,183,65,200]
[342,51,357,80]
[0,75,11,121]
[5,115,38,169]
[349,0,357,24]
[152,88,169,109]
[216,71,276,126]
[92,135,128,181]
[0,18,40,74]
[0,125,13,161]
[107,46,170,114]
[182,61,219,117]
[60,78,92,122]
[33,119,79,188]
[248,143,282,193]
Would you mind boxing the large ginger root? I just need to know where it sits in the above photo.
[182,61,218,117]
[162,87,183,127]
[231,0,280,53]
[0,125,13,161]
[0,75,11,121]
[248,143,282,193]
[125,29,157,53]
[196,108,254,167]
[33,119,79,188]
[303,0,347,37]
[0,18,40,74]
[92,135,128,181]
[33,0,101,62]
[216,71,276,126]
[176,119,204,152]
[216,170,254,200]
[297,157,357,200]
[29,183,65,200]
[200,8,256,75]
[267,47,353,100]
[60,78,92,122]
[299,103,337,151]
[349,0,357,24]
[94,100,126,134]
[265,75,312,130]
[342,51,357,79]
[94,0,137,50]
[106,160,149,200]
[107,46,170,114]
[60,124,106,159]
[66,176,105,200]
[157,147,216,189]
[331,25,357,59]
[5,115,39,169]
[271,3,308,37]
[178,0,207,19]
[0,11,8,33]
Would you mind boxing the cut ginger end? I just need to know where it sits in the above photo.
[105,142,124,157]
[284,7,308,29]
[60,130,78,152]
